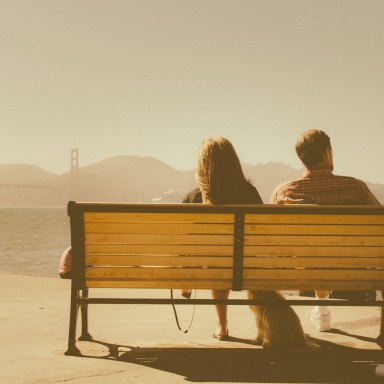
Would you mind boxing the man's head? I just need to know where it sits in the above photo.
[295,129,333,171]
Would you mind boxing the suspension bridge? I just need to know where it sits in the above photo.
[0,149,80,198]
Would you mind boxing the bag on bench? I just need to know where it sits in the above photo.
[59,247,72,279]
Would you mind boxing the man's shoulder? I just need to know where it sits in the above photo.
[332,173,368,188]
[331,174,380,205]
[269,178,303,204]
[273,178,302,193]
[273,173,370,193]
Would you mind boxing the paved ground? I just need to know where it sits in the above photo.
[0,274,383,384]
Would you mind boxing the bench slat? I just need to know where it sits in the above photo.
[85,222,234,234]
[244,235,384,246]
[85,267,232,279]
[244,245,384,257]
[245,224,384,236]
[86,280,233,289]
[243,269,384,280]
[86,233,234,245]
[243,280,384,290]
[85,244,233,255]
[243,256,384,268]
[245,214,384,225]
[84,212,234,223]
[86,255,233,267]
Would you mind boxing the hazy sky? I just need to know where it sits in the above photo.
[1,0,384,183]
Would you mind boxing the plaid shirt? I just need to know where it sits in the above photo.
[270,169,380,205]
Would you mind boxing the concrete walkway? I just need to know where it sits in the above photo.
[0,274,383,384]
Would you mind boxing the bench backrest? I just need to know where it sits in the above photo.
[68,202,384,291]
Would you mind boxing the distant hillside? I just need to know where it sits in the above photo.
[0,156,383,206]
[0,164,55,184]
[77,155,195,201]
[0,164,57,206]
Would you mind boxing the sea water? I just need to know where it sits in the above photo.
[0,207,70,277]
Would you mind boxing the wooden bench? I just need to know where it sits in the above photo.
[65,201,384,355]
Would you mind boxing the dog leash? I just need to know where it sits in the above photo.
[170,290,196,334]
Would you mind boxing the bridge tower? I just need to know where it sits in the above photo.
[70,148,79,200]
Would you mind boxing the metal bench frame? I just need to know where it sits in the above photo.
[65,202,384,356]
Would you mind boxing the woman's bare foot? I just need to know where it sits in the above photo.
[213,319,228,339]
[213,324,229,340]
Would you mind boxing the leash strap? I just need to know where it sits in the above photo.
[170,290,196,334]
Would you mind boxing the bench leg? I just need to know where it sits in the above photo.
[65,282,81,356]
[378,305,384,347]
[78,288,93,341]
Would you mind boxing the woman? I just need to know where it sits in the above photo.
[183,136,263,339]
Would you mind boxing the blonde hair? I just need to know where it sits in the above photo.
[197,136,252,205]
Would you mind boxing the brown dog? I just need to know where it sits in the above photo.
[248,290,319,351]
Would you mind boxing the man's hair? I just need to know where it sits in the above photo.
[295,129,331,168]
[196,136,252,204]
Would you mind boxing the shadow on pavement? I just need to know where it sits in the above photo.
[78,336,384,383]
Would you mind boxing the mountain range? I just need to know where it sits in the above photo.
[0,155,383,206]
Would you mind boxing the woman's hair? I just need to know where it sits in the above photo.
[196,136,252,204]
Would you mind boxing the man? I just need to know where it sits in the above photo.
[270,129,380,331]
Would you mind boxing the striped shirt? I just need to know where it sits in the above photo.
[270,169,380,206]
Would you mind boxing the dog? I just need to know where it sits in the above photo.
[248,290,320,351]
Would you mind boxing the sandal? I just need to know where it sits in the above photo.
[213,329,229,341]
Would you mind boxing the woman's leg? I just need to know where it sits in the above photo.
[212,289,230,336]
